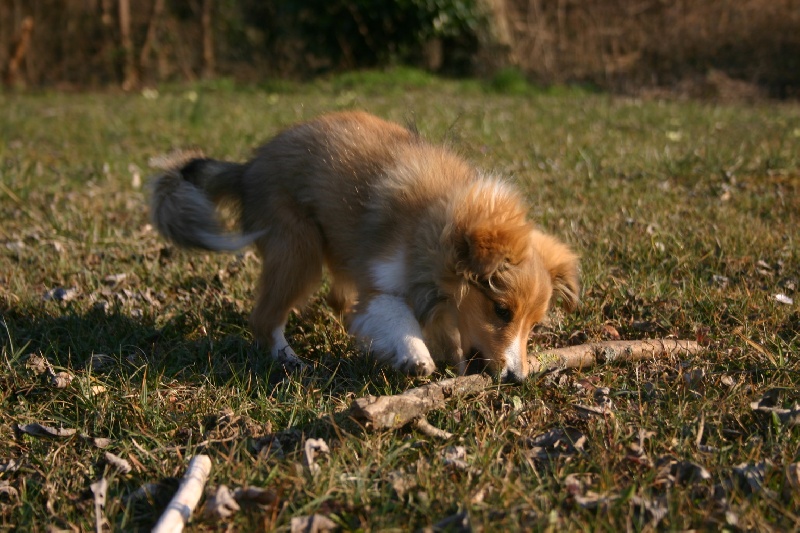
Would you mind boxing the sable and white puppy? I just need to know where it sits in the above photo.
[150,111,579,382]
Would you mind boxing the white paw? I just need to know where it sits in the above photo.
[271,343,307,372]
[392,338,436,376]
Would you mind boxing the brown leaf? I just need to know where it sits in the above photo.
[25,354,51,375]
[50,371,73,389]
[601,324,621,340]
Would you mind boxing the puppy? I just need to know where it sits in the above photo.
[150,111,579,382]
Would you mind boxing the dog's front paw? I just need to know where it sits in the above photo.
[393,338,436,376]
[272,344,308,372]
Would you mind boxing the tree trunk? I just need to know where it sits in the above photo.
[3,16,33,87]
[201,0,215,79]
[139,0,166,83]
[118,0,137,90]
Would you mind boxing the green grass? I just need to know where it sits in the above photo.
[1,73,799,531]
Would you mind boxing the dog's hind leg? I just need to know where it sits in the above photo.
[349,294,436,376]
[249,220,324,371]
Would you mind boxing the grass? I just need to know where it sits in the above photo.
[1,70,799,530]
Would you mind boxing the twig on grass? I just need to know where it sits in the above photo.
[351,339,702,432]
[350,374,492,431]
[415,417,455,439]
[152,455,212,533]
[531,339,703,372]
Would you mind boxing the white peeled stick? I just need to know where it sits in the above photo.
[152,455,212,533]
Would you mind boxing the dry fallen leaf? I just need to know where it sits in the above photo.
[600,324,621,340]
[0,459,20,473]
[203,485,241,520]
[50,371,73,389]
[655,457,711,487]
[81,435,113,449]
[43,286,79,302]
[524,427,587,460]
[730,461,777,498]
[750,389,800,427]
[683,368,706,389]
[563,473,595,496]
[103,273,129,286]
[0,480,19,501]
[25,353,52,375]
[17,423,77,438]
[572,488,666,527]
[303,438,330,476]
[441,446,469,470]
[387,470,417,498]
[290,514,338,533]
[104,452,132,475]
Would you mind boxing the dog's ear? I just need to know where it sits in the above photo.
[459,225,531,281]
[530,230,580,311]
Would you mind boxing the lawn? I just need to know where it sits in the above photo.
[1,71,799,531]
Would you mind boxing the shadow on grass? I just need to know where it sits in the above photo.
[2,301,390,388]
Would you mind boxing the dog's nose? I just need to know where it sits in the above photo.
[501,368,525,383]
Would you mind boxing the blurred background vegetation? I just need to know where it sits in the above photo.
[1,0,799,99]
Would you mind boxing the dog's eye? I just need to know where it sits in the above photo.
[494,302,513,323]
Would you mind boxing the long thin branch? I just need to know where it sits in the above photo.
[152,455,212,533]
[350,339,702,431]
[530,339,703,372]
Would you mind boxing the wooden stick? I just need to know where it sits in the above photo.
[530,339,703,372]
[152,455,212,533]
[351,374,492,431]
[350,339,702,431]
[415,417,455,439]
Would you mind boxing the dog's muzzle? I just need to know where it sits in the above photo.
[463,350,524,383]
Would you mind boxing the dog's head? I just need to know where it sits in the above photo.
[444,181,579,382]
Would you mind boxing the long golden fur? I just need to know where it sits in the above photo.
[150,111,579,381]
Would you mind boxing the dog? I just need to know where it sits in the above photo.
[150,111,579,382]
